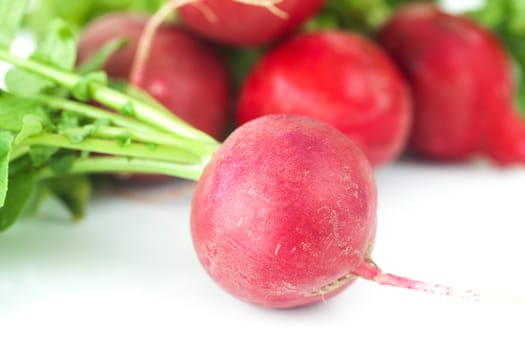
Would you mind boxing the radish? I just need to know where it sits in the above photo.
[77,12,231,141]
[378,4,525,164]
[191,114,488,308]
[77,12,231,182]
[177,0,326,46]
[236,30,412,167]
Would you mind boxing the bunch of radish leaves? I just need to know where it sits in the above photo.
[0,0,216,232]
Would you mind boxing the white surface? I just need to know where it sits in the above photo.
[0,161,524,349]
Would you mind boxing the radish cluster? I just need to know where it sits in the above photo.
[78,13,231,141]
[73,1,523,308]
[236,30,412,167]
[378,4,525,164]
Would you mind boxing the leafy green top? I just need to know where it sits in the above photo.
[27,0,165,35]
[0,0,218,232]
[470,0,525,114]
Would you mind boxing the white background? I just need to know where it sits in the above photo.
[1,0,524,349]
[1,162,524,349]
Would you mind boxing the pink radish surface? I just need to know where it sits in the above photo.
[378,4,525,164]
[191,114,378,307]
[78,13,231,141]
[178,0,325,46]
[236,31,412,167]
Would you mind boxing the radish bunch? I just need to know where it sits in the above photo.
[78,13,231,141]
[1,0,523,310]
[378,4,525,164]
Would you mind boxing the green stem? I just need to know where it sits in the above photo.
[92,126,213,150]
[10,144,30,161]
[33,94,156,133]
[18,133,204,165]
[32,95,219,155]
[91,84,217,145]
[31,94,219,157]
[36,156,204,181]
[0,48,219,147]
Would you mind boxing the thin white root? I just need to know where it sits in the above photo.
[130,0,289,85]
[233,0,289,18]
[129,0,197,86]
[193,2,218,23]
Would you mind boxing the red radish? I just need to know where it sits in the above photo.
[78,13,231,141]
[236,31,412,167]
[178,0,326,46]
[191,114,488,308]
[378,4,525,164]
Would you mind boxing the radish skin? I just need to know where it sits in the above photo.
[191,115,377,307]
[78,13,231,141]
[378,4,525,164]
[236,31,412,167]
[178,0,325,46]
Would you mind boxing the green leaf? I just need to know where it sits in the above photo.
[49,153,75,175]
[0,93,44,131]
[59,110,81,129]
[63,125,97,144]
[47,175,91,220]
[27,0,163,34]
[29,145,59,166]
[32,18,77,71]
[305,0,436,33]
[5,18,77,95]
[21,182,50,217]
[94,119,111,127]
[117,131,132,147]
[0,167,35,232]
[469,0,525,115]
[77,37,129,75]
[120,101,136,117]
[225,47,264,88]
[14,114,44,145]
[126,0,165,13]
[5,67,56,95]
[72,71,108,101]
[0,131,14,207]
[0,0,30,49]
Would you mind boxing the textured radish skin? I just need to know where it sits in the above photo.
[191,115,377,308]
[378,4,525,164]
[178,0,325,46]
[78,13,230,141]
[236,31,412,167]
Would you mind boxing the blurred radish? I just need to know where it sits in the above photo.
[378,4,525,164]
[78,12,231,141]
[236,30,412,167]
[78,12,230,182]
[178,0,326,46]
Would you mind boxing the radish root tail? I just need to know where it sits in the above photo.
[352,259,525,304]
